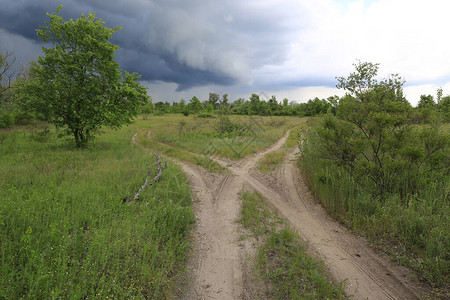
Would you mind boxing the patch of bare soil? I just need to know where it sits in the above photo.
[135,129,432,300]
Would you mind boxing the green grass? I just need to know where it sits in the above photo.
[135,114,304,160]
[299,124,450,295]
[258,149,288,173]
[239,191,348,299]
[257,121,307,173]
[0,125,195,299]
[134,128,225,173]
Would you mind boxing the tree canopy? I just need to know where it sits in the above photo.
[307,61,448,197]
[18,6,148,147]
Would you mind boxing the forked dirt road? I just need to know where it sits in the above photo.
[135,130,429,299]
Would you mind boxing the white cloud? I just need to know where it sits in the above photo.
[249,0,450,104]
[1,0,449,104]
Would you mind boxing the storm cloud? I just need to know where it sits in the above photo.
[0,0,304,91]
[1,0,450,104]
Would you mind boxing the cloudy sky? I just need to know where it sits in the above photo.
[1,0,449,105]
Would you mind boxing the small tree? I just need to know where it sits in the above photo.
[188,96,202,113]
[208,93,220,110]
[18,6,148,148]
[311,62,412,195]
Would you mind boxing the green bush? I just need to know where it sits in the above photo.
[0,111,14,128]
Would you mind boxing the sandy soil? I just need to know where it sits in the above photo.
[134,130,431,299]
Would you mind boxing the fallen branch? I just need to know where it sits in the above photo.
[123,153,168,204]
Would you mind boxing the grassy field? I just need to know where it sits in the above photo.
[299,120,449,294]
[135,114,303,161]
[257,123,306,173]
[0,125,194,298]
[0,114,306,298]
[239,190,348,299]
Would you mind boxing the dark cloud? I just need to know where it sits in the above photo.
[0,0,311,91]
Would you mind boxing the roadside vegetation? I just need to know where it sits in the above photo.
[299,62,449,294]
[258,122,306,173]
[134,114,302,161]
[1,4,448,297]
[0,125,194,298]
[239,190,348,299]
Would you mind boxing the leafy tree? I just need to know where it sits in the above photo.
[267,95,278,115]
[417,94,436,109]
[141,98,154,119]
[436,87,443,104]
[438,95,450,122]
[230,97,248,115]
[208,93,220,109]
[17,6,148,147]
[220,93,229,110]
[309,61,428,196]
[249,93,262,115]
[188,96,202,113]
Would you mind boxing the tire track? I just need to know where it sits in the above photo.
[134,128,428,300]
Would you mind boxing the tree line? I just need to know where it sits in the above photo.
[1,6,449,149]
[144,93,338,117]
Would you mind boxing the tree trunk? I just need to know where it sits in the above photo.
[73,127,88,148]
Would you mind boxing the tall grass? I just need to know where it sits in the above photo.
[239,191,348,299]
[134,128,225,173]
[257,123,306,173]
[135,115,304,160]
[299,125,449,292]
[0,125,194,298]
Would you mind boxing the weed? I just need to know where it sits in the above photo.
[240,191,348,299]
[299,124,450,290]
[135,114,305,161]
[258,149,287,173]
[0,126,194,298]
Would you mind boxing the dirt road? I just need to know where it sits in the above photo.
[135,130,428,299]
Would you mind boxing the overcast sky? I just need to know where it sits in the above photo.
[1,0,449,105]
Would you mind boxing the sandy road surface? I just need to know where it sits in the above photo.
[134,130,429,299]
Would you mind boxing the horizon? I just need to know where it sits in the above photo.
[1,0,449,106]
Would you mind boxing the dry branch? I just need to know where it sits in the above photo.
[123,153,168,204]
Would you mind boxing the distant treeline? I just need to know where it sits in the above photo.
[142,91,450,122]
[143,93,338,117]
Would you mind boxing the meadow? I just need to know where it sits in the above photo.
[0,124,194,298]
[0,114,305,298]
[135,114,301,161]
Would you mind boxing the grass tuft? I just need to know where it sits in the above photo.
[239,191,348,299]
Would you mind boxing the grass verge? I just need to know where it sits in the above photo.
[258,149,287,173]
[0,125,195,299]
[134,128,225,173]
[257,122,306,173]
[135,115,306,160]
[239,191,348,299]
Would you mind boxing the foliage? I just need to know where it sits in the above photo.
[141,98,154,119]
[17,6,148,148]
[439,95,450,122]
[299,61,450,290]
[312,61,448,197]
[207,92,220,109]
[0,126,194,298]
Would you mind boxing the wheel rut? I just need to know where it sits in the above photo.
[134,129,430,300]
